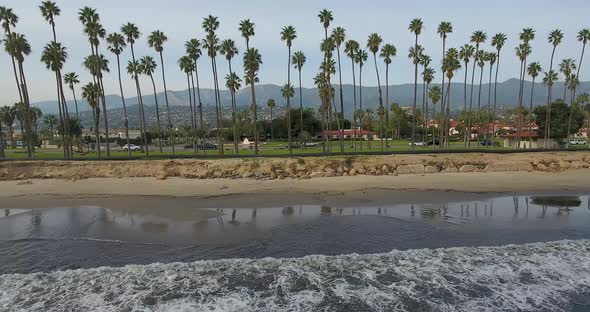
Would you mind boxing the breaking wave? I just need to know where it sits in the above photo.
[1,239,590,312]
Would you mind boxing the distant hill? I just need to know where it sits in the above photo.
[32,79,590,125]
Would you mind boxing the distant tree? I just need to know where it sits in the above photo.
[534,100,584,140]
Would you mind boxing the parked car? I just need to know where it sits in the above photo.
[121,144,141,151]
[184,143,195,150]
[409,141,427,146]
[427,140,441,146]
[197,142,218,150]
[303,142,319,148]
[480,139,494,146]
[570,138,587,145]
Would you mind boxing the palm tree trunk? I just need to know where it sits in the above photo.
[572,42,587,101]
[149,75,163,153]
[359,64,363,151]
[130,43,149,155]
[159,52,174,155]
[54,72,67,158]
[185,72,197,155]
[18,61,34,158]
[250,76,259,155]
[373,52,384,152]
[411,35,418,150]
[192,63,206,156]
[10,55,23,103]
[493,48,502,142]
[211,57,223,156]
[189,71,199,155]
[486,63,493,147]
[337,46,345,153]
[477,65,484,148]
[516,60,525,148]
[298,69,303,152]
[528,77,536,147]
[287,46,293,155]
[115,55,131,156]
[545,46,557,148]
[351,59,358,152]
[93,108,101,157]
[441,38,447,150]
[385,64,390,150]
[97,76,110,156]
[464,61,469,149]
[421,78,426,144]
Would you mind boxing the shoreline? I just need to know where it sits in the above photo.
[1,169,589,209]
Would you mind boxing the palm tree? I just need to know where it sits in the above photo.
[280,25,297,154]
[573,29,590,100]
[281,83,295,145]
[526,62,542,145]
[121,22,148,154]
[485,52,497,144]
[106,33,131,156]
[239,19,255,50]
[82,82,101,157]
[419,54,432,144]
[4,33,34,157]
[422,67,435,143]
[139,55,163,153]
[39,1,60,41]
[332,26,346,152]
[476,50,486,110]
[355,49,368,151]
[469,31,487,118]
[63,72,80,118]
[459,44,475,147]
[83,53,110,156]
[429,86,442,143]
[41,41,70,157]
[409,18,424,149]
[442,48,461,148]
[266,99,276,142]
[559,59,576,101]
[220,39,239,154]
[0,105,16,147]
[545,29,564,146]
[291,50,306,148]
[491,33,507,139]
[0,6,24,103]
[380,43,397,149]
[43,114,57,138]
[179,55,198,155]
[226,72,242,153]
[345,40,359,150]
[367,33,385,151]
[185,39,205,155]
[203,15,223,155]
[244,48,263,155]
[408,43,424,148]
[437,21,453,124]
[148,30,174,154]
[517,29,535,119]
[318,9,333,40]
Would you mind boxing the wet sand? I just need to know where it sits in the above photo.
[1,170,589,216]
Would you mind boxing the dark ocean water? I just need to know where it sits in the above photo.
[1,194,590,311]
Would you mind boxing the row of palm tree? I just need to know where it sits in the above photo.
[2,4,590,159]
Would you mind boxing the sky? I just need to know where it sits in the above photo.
[1,0,589,105]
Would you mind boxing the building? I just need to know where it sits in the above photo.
[321,129,377,140]
[501,132,558,149]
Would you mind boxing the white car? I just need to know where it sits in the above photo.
[570,139,587,145]
[122,144,141,151]
[409,141,427,146]
[303,142,319,148]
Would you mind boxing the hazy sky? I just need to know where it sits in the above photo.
[1,0,589,105]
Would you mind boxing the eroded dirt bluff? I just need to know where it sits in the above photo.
[0,152,589,181]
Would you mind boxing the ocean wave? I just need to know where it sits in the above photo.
[1,240,589,312]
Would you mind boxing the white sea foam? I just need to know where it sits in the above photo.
[1,239,590,312]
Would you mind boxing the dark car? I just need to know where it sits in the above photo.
[197,142,218,150]
[184,143,194,150]
[480,139,494,146]
[427,140,441,146]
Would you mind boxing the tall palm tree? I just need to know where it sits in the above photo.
[82,82,101,157]
[429,85,442,143]
[121,22,148,154]
[545,29,564,146]
[469,31,487,118]
[280,25,297,154]
[485,52,497,144]
[139,55,163,153]
[226,72,242,153]
[559,58,576,101]
[437,21,453,122]
[345,40,359,150]
[39,1,60,42]
[459,44,475,147]
[148,30,174,154]
[239,19,255,50]
[179,55,198,155]
[332,26,346,152]
[185,39,205,155]
[491,33,507,139]
[419,54,432,143]
[356,49,368,151]
[367,33,385,151]
[126,59,148,153]
[476,50,486,110]
[4,33,34,157]
[422,67,435,143]
[244,47,263,155]
[83,53,109,155]
[41,41,70,157]
[408,18,424,149]
[204,16,223,155]
[291,50,306,148]
[408,43,424,148]
[380,43,397,149]
[442,48,461,148]
[106,33,131,155]
[266,99,276,142]
[0,6,24,103]
[220,39,239,154]
[526,61,542,146]
[63,72,80,118]
[573,29,590,100]
[318,9,333,40]
[517,29,535,120]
